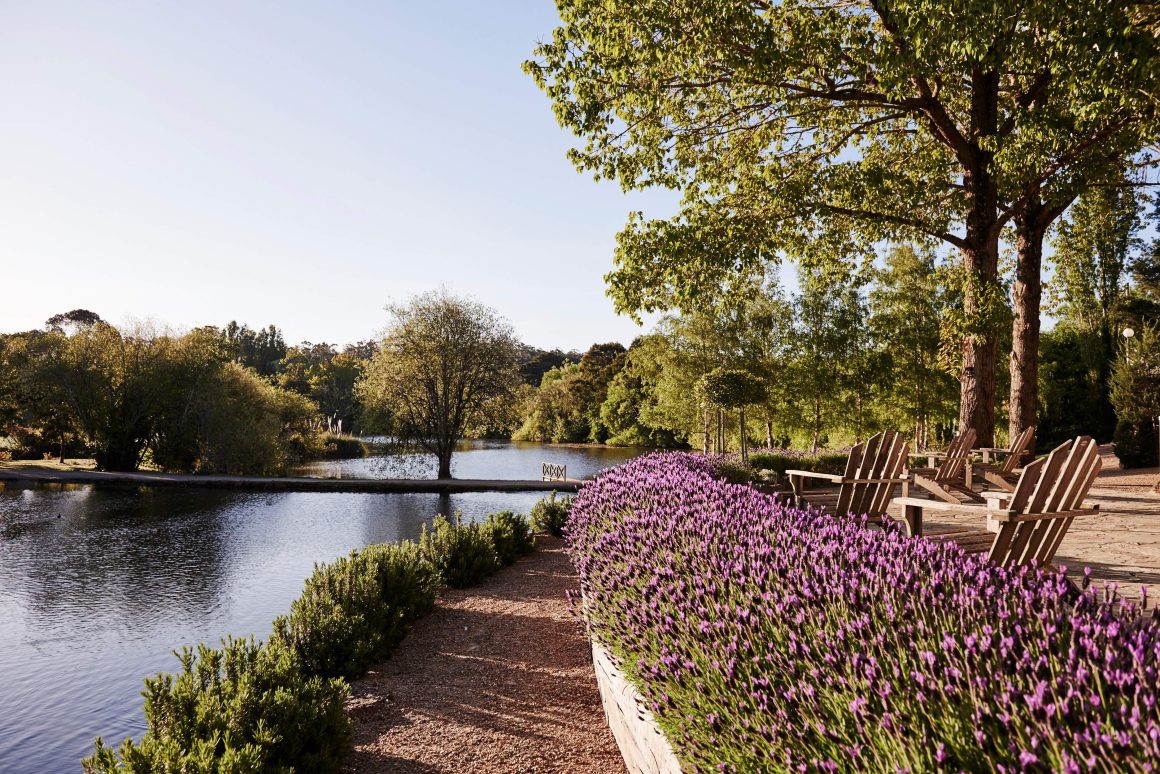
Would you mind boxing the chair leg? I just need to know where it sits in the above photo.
[904,504,923,537]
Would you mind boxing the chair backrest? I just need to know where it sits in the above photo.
[1002,426,1036,474]
[934,427,977,483]
[989,436,1101,566]
[836,430,909,518]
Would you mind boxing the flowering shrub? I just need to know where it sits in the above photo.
[569,452,1160,772]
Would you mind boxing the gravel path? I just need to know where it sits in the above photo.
[343,536,624,774]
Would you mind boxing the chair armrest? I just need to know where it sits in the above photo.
[845,477,910,485]
[784,470,844,484]
[995,507,1099,524]
[892,497,1000,516]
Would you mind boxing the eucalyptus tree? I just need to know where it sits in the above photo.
[357,290,521,479]
[528,0,1160,445]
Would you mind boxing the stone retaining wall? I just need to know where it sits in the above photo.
[591,641,681,774]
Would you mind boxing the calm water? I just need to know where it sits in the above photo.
[293,438,640,480]
[0,443,641,773]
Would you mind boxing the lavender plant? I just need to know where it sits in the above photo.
[568,453,1160,772]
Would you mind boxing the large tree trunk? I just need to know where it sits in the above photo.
[1010,200,1045,445]
[957,69,1002,447]
[765,420,774,449]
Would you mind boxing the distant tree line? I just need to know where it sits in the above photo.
[0,315,378,473]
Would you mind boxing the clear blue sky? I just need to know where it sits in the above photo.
[0,1,676,351]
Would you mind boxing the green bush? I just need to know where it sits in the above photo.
[530,491,572,537]
[317,433,368,459]
[83,637,350,774]
[481,511,535,565]
[712,459,755,485]
[747,451,849,480]
[1114,419,1159,468]
[270,541,439,679]
[420,514,501,588]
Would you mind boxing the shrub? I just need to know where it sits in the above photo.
[318,433,369,459]
[530,491,571,537]
[1114,418,1160,469]
[270,541,439,679]
[83,637,350,774]
[747,449,850,480]
[420,513,500,588]
[709,458,754,485]
[569,452,1160,772]
[482,510,535,565]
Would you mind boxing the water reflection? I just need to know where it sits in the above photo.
[0,442,643,773]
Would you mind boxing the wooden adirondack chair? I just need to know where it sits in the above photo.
[786,430,910,520]
[909,428,980,504]
[892,436,1101,568]
[973,426,1035,492]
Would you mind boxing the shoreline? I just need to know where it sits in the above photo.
[0,466,581,494]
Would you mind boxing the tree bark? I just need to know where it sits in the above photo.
[739,408,748,463]
[437,449,453,479]
[765,420,774,449]
[703,404,711,454]
[1010,200,1045,444]
[957,67,1002,447]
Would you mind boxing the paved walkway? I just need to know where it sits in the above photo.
[0,465,579,494]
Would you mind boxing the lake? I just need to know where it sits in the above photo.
[0,442,641,773]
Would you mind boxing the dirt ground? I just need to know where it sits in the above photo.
[342,536,624,774]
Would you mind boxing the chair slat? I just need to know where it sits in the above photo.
[1026,441,1072,514]
[1008,457,1045,513]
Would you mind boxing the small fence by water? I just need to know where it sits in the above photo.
[541,462,567,482]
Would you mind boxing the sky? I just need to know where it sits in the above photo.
[0,1,679,351]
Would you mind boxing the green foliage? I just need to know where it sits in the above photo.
[481,511,536,566]
[1050,182,1141,331]
[700,368,767,409]
[357,289,522,478]
[1110,325,1160,424]
[869,246,959,445]
[514,342,627,444]
[420,514,501,588]
[270,541,438,680]
[530,491,572,537]
[318,433,368,459]
[1037,327,1110,446]
[1113,419,1159,469]
[82,638,350,774]
[748,452,850,480]
[599,335,685,448]
[712,459,755,485]
[220,321,287,378]
[786,270,873,452]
